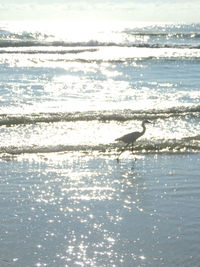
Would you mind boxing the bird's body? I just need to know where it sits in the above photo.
[115,120,151,158]
[116,130,144,144]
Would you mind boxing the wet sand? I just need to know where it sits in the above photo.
[0,152,200,266]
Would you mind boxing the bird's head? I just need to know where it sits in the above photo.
[143,120,151,124]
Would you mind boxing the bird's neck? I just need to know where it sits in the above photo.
[141,123,146,135]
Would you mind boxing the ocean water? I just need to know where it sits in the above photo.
[0,21,200,266]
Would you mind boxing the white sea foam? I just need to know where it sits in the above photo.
[0,21,200,155]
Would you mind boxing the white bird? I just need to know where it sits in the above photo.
[115,120,151,159]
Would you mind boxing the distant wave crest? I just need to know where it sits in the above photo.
[0,40,200,50]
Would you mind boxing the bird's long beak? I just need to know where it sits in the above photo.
[146,120,151,124]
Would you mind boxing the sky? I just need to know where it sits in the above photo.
[0,0,200,23]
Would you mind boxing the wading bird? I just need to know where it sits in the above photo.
[115,120,151,159]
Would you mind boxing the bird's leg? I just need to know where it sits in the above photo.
[116,143,130,160]
[131,142,134,153]
[131,142,137,161]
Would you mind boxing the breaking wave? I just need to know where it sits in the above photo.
[1,23,200,53]
[1,106,200,126]
[0,136,200,156]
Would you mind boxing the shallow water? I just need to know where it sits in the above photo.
[0,153,200,266]
[1,21,200,266]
